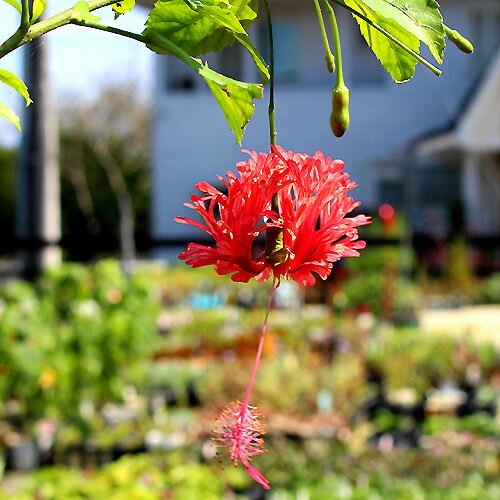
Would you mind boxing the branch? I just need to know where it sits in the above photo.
[0,0,120,59]
[21,0,30,29]
[0,0,33,59]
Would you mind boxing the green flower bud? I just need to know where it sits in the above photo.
[445,26,474,54]
[330,84,350,138]
[325,54,335,74]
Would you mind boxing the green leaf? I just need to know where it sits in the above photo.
[350,0,445,63]
[71,1,101,22]
[0,69,32,106]
[0,103,21,131]
[200,62,263,144]
[1,0,22,15]
[344,0,421,82]
[113,0,135,18]
[144,0,269,81]
[32,0,47,22]
[144,30,263,144]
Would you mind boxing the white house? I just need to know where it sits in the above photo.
[417,48,500,237]
[147,0,500,259]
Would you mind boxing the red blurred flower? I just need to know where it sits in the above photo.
[176,146,370,285]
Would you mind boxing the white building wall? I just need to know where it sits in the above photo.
[151,0,497,258]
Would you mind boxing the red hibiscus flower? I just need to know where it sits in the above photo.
[176,146,370,285]
[272,146,371,286]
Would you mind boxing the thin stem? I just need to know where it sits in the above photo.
[0,0,32,59]
[263,0,276,146]
[323,0,344,86]
[313,0,335,73]
[241,280,277,415]
[263,0,284,264]
[0,0,119,59]
[21,0,30,29]
[328,0,441,76]
[70,19,144,43]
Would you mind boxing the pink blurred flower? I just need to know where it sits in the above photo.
[176,146,369,286]
[213,400,270,489]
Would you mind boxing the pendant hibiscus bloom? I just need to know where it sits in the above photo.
[176,145,370,286]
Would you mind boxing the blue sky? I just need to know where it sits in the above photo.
[0,0,153,145]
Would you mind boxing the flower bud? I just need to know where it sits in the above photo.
[445,26,474,54]
[325,55,335,73]
[330,84,350,137]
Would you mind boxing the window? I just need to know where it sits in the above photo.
[166,56,196,91]
[379,180,405,209]
[471,6,500,70]
[218,42,243,80]
[260,21,299,83]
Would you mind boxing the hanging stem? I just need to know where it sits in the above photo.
[323,0,344,87]
[313,0,335,73]
[263,0,286,265]
[241,280,278,415]
[264,0,276,146]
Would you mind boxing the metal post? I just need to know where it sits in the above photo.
[16,13,61,280]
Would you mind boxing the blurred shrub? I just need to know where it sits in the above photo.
[334,274,422,319]
[2,442,498,500]
[477,273,500,304]
[0,261,160,431]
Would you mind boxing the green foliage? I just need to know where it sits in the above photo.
[72,1,102,22]
[336,245,420,317]
[477,273,500,304]
[1,0,21,15]
[201,63,264,144]
[361,0,445,61]
[1,443,498,500]
[342,0,446,81]
[145,29,264,144]
[444,237,475,297]
[0,0,473,139]
[424,413,500,436]
[145,0,267,79]
[112,0,135,18]
[0,261,160,429]
[31,0,47,22]
[344,0,421,82]
[0,65,31,131]
[144,0,267,143]
[0,70,31,106]
[145,0,259,60]
[0,101,20,130]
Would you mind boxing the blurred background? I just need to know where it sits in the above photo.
[0,0,499,498]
